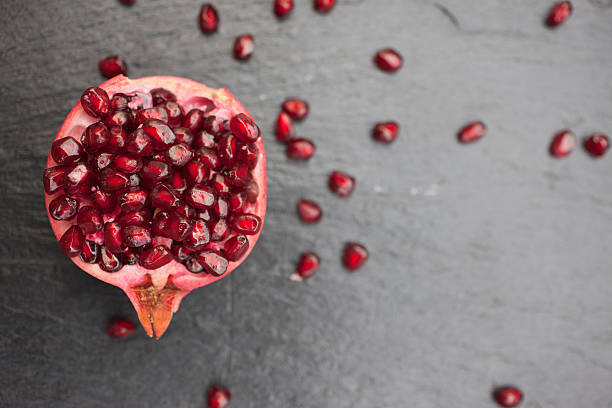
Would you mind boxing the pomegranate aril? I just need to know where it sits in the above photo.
[225,164,251,187]
[64,162,95,194]
[186,184,216,209]
[152,211,170,236]
[287,138,316,160]
[196,250,229,276]
[547,1,572,27]
[183,219,210,250]
[275,112,295,142]
[91,152,114,172]
[122,248,139,265]
[210,174,231,196]
[82,122,109,153]
[228,191,247,213]
[199,3,219,34]
[297,199,322,223]
[118,187,148,212]
[103,109,135,130]
[245,180,259,203]
[81,87,111,118]
[110,93,131,111]
[173,127,194,146]
[169,171,188,195]
[165,143,194,167]
[212,196,229,218]
[150,183,181,210]
[143,119,176,150]
[183,159,210,186]
[91,188,116,213]
[164,212,193,241]
[282,98,309,121]
[294,252,320,280]
[77,206,103,233]
[206,385,231,408]
[80,240,99,264]
[238,143,259,169]
[106,125,128,152]
[51,137,84,165]
[550,129,576,158]
[43,166,68,194]
[104,221,127,254]
[118,0,135,5]
[126,128,155,156]
[107,318,136,339]
[162,101,184,127]
[197,209,212,222]
[182,109,205,133]
[230,113,261,144]
[343,242,368,270]
[329,170,355,197]
[372,121,399,144]
[49,195,79,220]
[231,213,262,235]
[313,0,335,13]
[98,55,127,78]
[175,204,196,219]
[210,217,230,241]
[150,88,177,106]
[139,245,173,269]
[122,225,152,248]
[233,34,255,61]
[171,242,194,262]
[118,209,152,227]
[113,154,143,173]
[223,234,249,261]
[197,147,221,170]
[203,115,228,137]
[100,168,130,191]
[136,107,169,125]
[274,0,294,18]
[493,386,523,407]
[458,121,486,143]
[59,225,84,257]
[141,160,171,181]
[584,133,609,157]
[374,48,403,72]
[193,130,216,149]
[99,245,123,272]
[184,257,204,273]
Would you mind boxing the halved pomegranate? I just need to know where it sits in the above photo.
[43,75,267,338]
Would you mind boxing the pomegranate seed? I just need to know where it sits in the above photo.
[64,162,95,194]
[217,133,239,166]
[118,187,148,212]
[118,0,135,5]
[231,213,262,235]
[183,160,210,186]
[104,109,135,130]
[297,199,322,223]
[210,173,231,196]
[372,121,399,144]
[550,129,576,158]
[197,209,212,222]
[91,188,116,213]
[329,170,355,197]
[584,133,609,157]
[210,217,230,241]
[171,242,194,262]
[122,249,139,265]
[546,1,572,27]
[287,138,316,160]
[139,245,173,269]
[81,87,110,118]
[203,115,228,137]
[91,152,114,172]
[245,180,259,203]
[150,88,177,106]
[282,98,309,121]
[51,137,84,165]
[43,166,68,194]
[152,211,170,236]
[82,122,109,153]
[172,128,193,147]
[163,212,193,241]
[230,113,261,144]
[223,234,249,261]
[228,192,247,214]
[143,119,176,150]
[183,219,210,250]
[80,240,99,264]
[193,130,216,149]
[106,125,128,152]
[185,257,204,272]
[212,196,229,218]
[237,143,259,169]
[493,386,523,407]
[226,164,252,187]
[99,168,130,191]
[98,56,127,78]
[169,171,188,195]
[165,143,194,167]
[175,204,197,219]
[181,113,203,137]
[199,3,219,34]
[150,183,181,210]
[374,48,403,72]
[99,245,123,272]
[343,242,368,271]
[136,107,169,125]
[292,252,320,280]
[122,225,152,248]
[104,221,127,254]
[313,0,335,13]
[458,121,486,143]
[275,112,295,142]
[106,318,136,339]
[197,147,221,170]
[196,250,229,276]
[126,128,155,156]
[110,93,131,110]
[274,0,294,18]
[77,206,103,233]
[233,34,255,61]
[186,184,216,209]
[162,101,185,127]
[206,385,231,408]
[59,225,84,257]
[113,154,143,173]
[118,209,152,227]
[141,160,171,181]
[49,195,79,220]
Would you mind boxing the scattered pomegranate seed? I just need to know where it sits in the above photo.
[275,112,295,142]
[493,386,523,407]
[118,0,135,5]
[282,98,309,121]
[313,0,335,13]
[233,34,255,61]
[274,0,294,18]
[291,252,320,281]
[297,199,322,223]
[199,3,219,34]
[98,56,127,78]
[107,318,137,338]
[206,385,231,408]
[372,121,399,144]
[287,138,316,160]
[374,48,403,72]
[584,133,609,157]
[343,242,368,271]
[329,170,355,197]
[457,121,486,143]
[549,129,576,158]
[546,1,572,28]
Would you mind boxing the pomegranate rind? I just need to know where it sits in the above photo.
[44,75,267,338]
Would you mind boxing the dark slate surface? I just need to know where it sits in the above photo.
[1,0,612,406]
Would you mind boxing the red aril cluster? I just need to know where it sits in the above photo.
[274,97,315,160]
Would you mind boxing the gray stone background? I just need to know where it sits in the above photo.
[1,0,611,406]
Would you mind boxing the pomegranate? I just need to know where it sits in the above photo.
[199,3,219,34]
[290,252,320,281]
[206,385,231,408]
[98,56,127,79]
[549,129,575,158]
[374,48,403,72]
[233,34,255,61]
[44,75,267,338]
[493,386,523,407]
[584,133,609,157]
[274,0,294,18]
[107,318,137,338]
[343,242,368,270]
[546,1,572,28]
[457,121,486,143]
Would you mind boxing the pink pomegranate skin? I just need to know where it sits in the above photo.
[44,75,267,338]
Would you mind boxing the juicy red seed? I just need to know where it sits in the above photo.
[91,188,116,213]
[59,226,84,257]
[313,0,335,13]
[143,119,176,149]
[547,1,572,27]
[175,204,196,218]
[372,121,399,144]
[223,234,249,261]
[77,206,103,233]
[343,242,368,270]
[238,143,259,169]
[584,133,609,157]
[122,249,139,265]
[329,170,355,197]
[64,162,95,192]
[152,211,170,236]
[43,166,68,194]
[127,174,141,188]
[217,133,238,166]
[193,130,216,149]
[51,137,84,165]
[297,199,322,223]
[162,101,184,127]
[100,168,130,191]
[173,127,195,146]
[122,225,152,248]
[104,221,127,254]
[118,209,152,227]
[99,245,123,272]
[212,197,229,218]
[118,187,148,212]
[98,56,127,78]
[210,174,231,196]
[103,109,135,130]
[199,3,219,34]
[169,171,187,195]
[245,180,259,203]
[295,252,320,280]
[163,212,193,241]
[139,245,173,269]
[166,143,194,167]
[210,217,230,241]
[136,107,169,125]
[126,128,155,156]
[228,192,246,213]
[80,240,99,264]
[458,121,486,143]
[287,138,316,160]
[550,129,576,158]
[106,318,136,339]
[203,115,228,137]
[374,48,403,72]
[113,154,143,173]
[183,219,210,250]
[106,125,128,152]
[274,0,294,18]
[92,152,114,172]
[141,160,171,181]
[110,93,131,110]
[81,87,111,118]
[197,209,212,222]
[182,109,205,133]
[183,160,210,186]
[82,122,109,153]
[226,164,251,187]
[275,112,295,142]
[196,250,229,276]
[118,0,135,5]
[493,386,523,407]
[150,183,181,210]
[206,385,231,408]
[171,242,194,262]
[231,213,262,235]
[281,98,309,121]
[186,184,216,209]
[197,147,221,170]
[185,257,204,272]
[230,113,261,144]
[150,88,177,106]
[49,195,79,220]
[233,34,255,61]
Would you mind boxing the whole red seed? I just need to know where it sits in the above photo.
[106,318,137,339]
[493,386,523,407]
[224,234,249,261]
[231,213,262,235]
[457,121,486,143]
[274,0,294,18]
[77,206,103,233]
[81,87,111,118]
[230,113,261,144]
[80,240,99,264]
[372,121,399,144]
[98,56,127,78]
[374,48,403,72]
[151,88,177,106]
[49,195,79,221]
[196,250,229,276]
[199,3,219,34]
[546,1,572,28]
[275,112,295,142]
[287,138,316,160]
[293,252,320,280]
[59,226,85,257]
[82,122,109,153]
[329,170,355,197]
[118,0,135,5]
[297,199,322,223]
[343,242,368,271]
[139,245,173,269]
[282,98,309,121]
[313,0,335,13]
[550,129,576,158]
[206,385,231,408]
[233,34,255,61]
[43,166,68,194]
[99,245,123,272]
[51,137,84,165]
[584,133,609,157]
[182,109,205,133]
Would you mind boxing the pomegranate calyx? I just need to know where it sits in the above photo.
[131,280,186,339]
